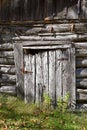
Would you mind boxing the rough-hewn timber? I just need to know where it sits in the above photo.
[0,20,87,106]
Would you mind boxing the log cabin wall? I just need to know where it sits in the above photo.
[0,0,87,107]
[0,20,87,107]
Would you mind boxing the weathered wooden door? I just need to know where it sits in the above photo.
[22,43,76,106]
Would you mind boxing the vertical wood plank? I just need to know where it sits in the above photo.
[62,49,70,99]
[35,50,49,104]
[62,46,76,107]
[49,50,56,105]
[69,46,76,107]
[55,50,62,102]
[14,43,24,99]
[61,49,69,98]
[24,53,35,103]
[36,52,43,103]
[41,51,49,95]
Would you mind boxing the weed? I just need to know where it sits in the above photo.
[57,93,70,112]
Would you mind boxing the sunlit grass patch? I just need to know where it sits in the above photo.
[0,93,87,130]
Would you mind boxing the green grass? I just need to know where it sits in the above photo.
[0,94,87,130]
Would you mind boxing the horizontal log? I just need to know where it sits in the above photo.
[23,41,70,46]
[0,51,14,58]
[76,78,87,88]
[76,68,87,78]
[0,79,16,85]
[0,70,15,75]
[0,43,13,48]
[19,34,78,40]
[75,42,87,48]
[77,89,87,94]
[1,74,16,82]
[0,64,15,67]
[18,35,74,41]
[23,45,71,50]
[12,34,87,42]
[77,89,87,100]
[0,65,15,74]
[1,22,86,37]
[38,32,76,36]
[49,23,87,32]
[0,86,16,94]
[0,58,14,65]
[0,20,87,25]
[76,58,87,67]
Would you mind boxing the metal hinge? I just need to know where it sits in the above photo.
[20,67,33,74]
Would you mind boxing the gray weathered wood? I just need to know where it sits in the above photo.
[24,53,35,103]
[70,46,76,106]
[62,46,76,106]
[23,41,70,46]
[0,65,15,74]
[0,86,16,94]
[14,43,24,99]
[75,43,87,49]
[49,50,56,105]
[0,20,87,107]
[0,57,14,65]
[36,52,43,103]
[41,51,49,95]
[0,51,14,58]
[55,50,62,101]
